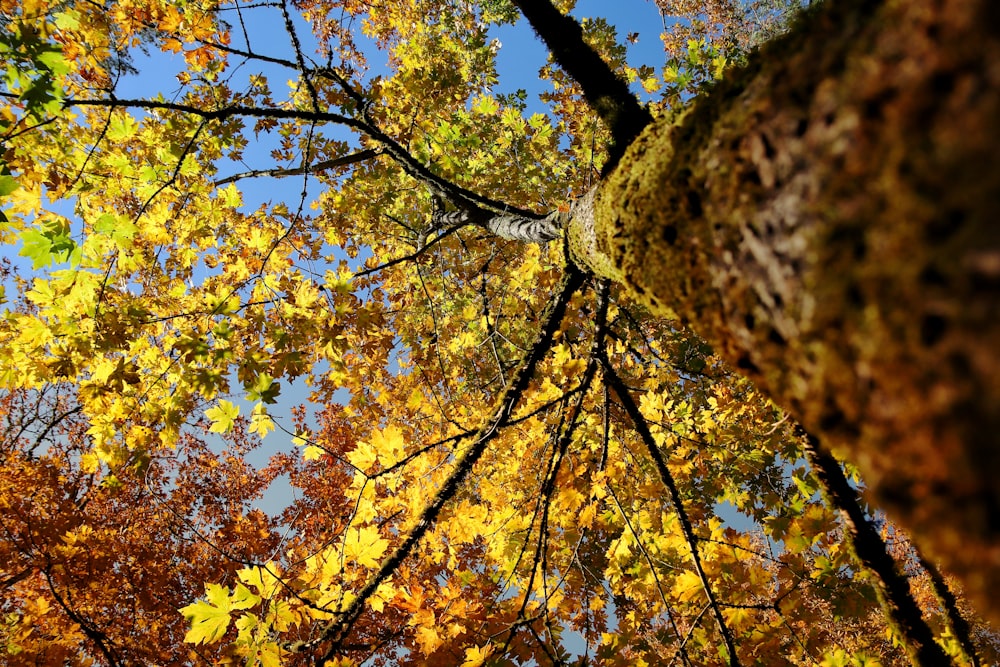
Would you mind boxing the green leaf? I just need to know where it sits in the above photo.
[94,214,138,250]
[473,95,499,115]
[106,115,139,142]
[245,372,280,404]
[206,399,239,433]
[0,174,19,197]
[230,583,261,611]
[53,10,81,31]
[18,218,77,268]
[180,583,233,645]
[36,48,70,77]
[17,229,53,269]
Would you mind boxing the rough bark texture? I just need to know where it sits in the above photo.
[573,0,1000,622]
[432,208,562,243]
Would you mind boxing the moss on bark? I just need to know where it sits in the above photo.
[573,0,1000,624]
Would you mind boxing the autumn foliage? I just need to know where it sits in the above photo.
[0,0,995,665]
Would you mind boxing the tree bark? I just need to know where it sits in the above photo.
[432,208,563,243]
[569,0,1000,624]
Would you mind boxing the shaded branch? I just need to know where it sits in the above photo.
[668,603,712,667]
[301,266,588,664]
[29,404,83,456]
[42,565,124,667]
[214,148,381,185]
[916,550,981,667]
[503,281,609,656]
[0,566,32,590]
[512,0,652,170]
[279,0,320,110]
[601,359,741,667]
[799,431,953,666]
[606,484,691,666]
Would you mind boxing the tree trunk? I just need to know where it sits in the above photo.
[570,0,1000,623]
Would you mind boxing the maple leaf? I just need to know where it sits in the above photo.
[415,626,443,655]
[238,565,283,599]
[370,424,405,467]
[343,526,388,569]
[672,570,703,604]
[253,643,282,667]
[248,403,275,438]
[346,440,378,471]
[180,584,234,645]
[206,400,240,433]
[460,644,494,667]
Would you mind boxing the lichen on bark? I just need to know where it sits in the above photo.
[570,0,1000,623]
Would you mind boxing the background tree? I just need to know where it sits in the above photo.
[0,0,996,665]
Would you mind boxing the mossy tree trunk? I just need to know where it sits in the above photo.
[567,0,1000,624]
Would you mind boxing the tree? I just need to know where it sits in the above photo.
[543,0,1000,627]
[0,0,996,665]
[0,388,286,664]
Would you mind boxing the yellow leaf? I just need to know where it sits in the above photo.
[346,440,377,471]
[266,599,299,632]
[673,570,704,603]
[370,581,394,613]
[370,425,405,467]
[610,533,633,563]
[80,452,101,473]
[343,526,388,569]
[415,626,443,656]
[238,564,283,599]
[460,644,494,667]
[305,545,343,582]
[406,388,423,410]
[252,642,282,667]
[206,399,239,433]
[722,606,754,632]
[249,403,275,438]
[180,583,232,645]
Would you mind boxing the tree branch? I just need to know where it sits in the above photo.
[601,359,741,667]
[916,550,981,667]
[214,148,381,185]
[65,97,367,129]
[432,208,562,243]
[799,431,953,666]
[68,97,545,223]
[301,266,588,664]
[353,218,466,278]
[512,0,653,171]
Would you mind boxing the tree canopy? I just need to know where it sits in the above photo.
[0,0,996,665]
